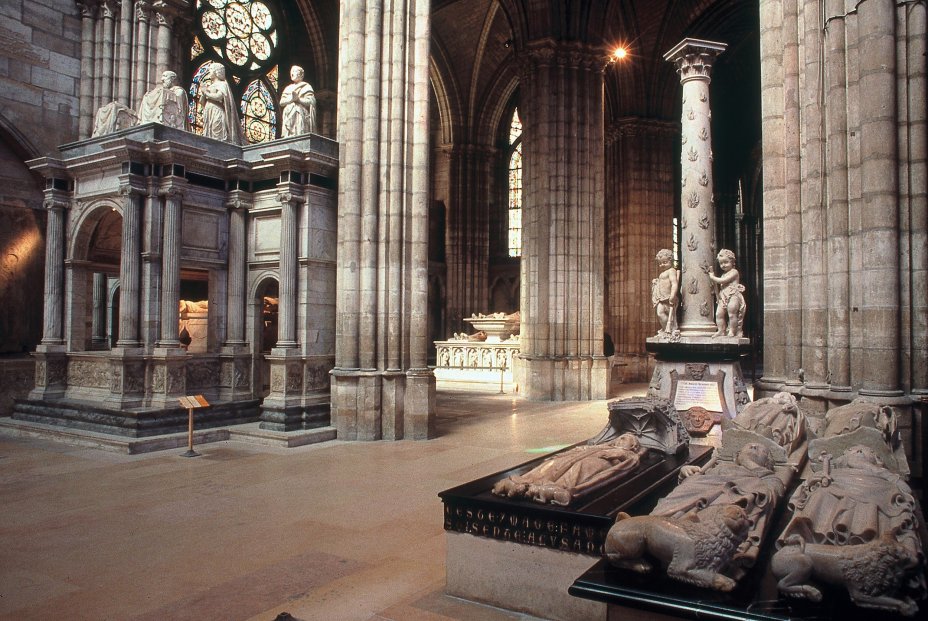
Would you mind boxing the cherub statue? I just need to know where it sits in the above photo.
[706,249,746,337]
[651,249,679,336]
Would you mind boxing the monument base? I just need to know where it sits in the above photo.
[645,336,751,433]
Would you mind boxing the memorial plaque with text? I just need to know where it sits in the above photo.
[673,380,723,413]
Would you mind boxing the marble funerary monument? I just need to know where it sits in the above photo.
[19,123,338,435]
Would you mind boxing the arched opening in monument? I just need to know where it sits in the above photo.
[252,277,279,398]
[179,270,210,353]
[76,205,122,352]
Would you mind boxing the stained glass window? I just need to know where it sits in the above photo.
[508,108,523,257]
[242,79,276,143]
[189,0,282,143]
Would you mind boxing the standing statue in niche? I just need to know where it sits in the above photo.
[138,70,189,130]
[280,65,316,137]
[705,248,746,337]
[651,249,680,337]
[198,63,242,144]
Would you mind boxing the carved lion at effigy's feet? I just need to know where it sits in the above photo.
[772,534,922,617]
[604,504,750,592]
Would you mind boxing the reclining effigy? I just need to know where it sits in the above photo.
[604,392,807,591]
[491,397,688,506]
[772,399,926,616]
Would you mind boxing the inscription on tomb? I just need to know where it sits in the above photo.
[443,502,606,555]
[673,379,723,413]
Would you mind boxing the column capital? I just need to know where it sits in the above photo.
[135,0,151,22]
[76,0,100,19]
[663,38,727,83]
[226,193,253,212]
[518,39,611,77]
[100,0,117,19]
[157,184,185,199]
[42,197,70,211]
[119,183,146,197]
[277,189,302,205]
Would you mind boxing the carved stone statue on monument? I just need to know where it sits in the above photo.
[138,70,189,130]
[280,65,316,137]
[772,445,925,616]
[705,248,746,337]
[92,102,138,137]
[198,63,243,144]
[651,249,680,338]
[492,433,648,506]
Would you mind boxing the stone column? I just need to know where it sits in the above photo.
[664,38,727,335]
[276,188,300,349]
[152,1,173,77]
[445,144,491,332]
[158,186,182,346]
[92,272,108,347]
[93,7,105,113]
[41,196,68,346]
[517,40,609,401]
[116,184,143,348]
[100,0,116,103]
[77,1,98,138]
[117,0,132,105]
[604,119,677,381]
[333,0,434,439]
[856,0,900,395]
[224,194,249,346]
[133,1,151,107]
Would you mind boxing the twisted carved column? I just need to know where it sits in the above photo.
[664,39,727,335]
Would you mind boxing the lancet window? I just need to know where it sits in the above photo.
[508,107,523,257]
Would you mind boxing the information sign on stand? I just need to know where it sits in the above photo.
[178,395,209,457]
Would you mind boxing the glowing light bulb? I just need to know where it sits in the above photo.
[613,47,628,60]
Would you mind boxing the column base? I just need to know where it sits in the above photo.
[29,346,68,401]
[518,355,610,401]
[330,367,435,440]
[148,347,188,409]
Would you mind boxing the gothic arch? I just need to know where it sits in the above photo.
[293,0,332,89]
[429,37,463,146]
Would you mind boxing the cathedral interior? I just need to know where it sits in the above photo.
[0,0,926,619]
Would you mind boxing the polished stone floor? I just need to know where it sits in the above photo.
[0,384,649,621]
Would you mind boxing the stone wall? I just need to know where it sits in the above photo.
[0,0,80,155]
[0,141,45,354]
[0,356,35,415]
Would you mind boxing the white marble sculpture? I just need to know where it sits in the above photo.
[198,63,242,144]
[280,65,316,137]
[91,102,138,137]
[706,248,746,337]
[651,248,680,337]
[138,70,189,130]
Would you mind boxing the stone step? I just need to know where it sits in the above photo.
[0,417,337,454]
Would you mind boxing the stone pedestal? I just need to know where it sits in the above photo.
[148,346,187,408]
[645,338,751,429]
[29,345,68,401]
[219,345,253,402]
[105,347,146,408]
[259,348,304,431]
